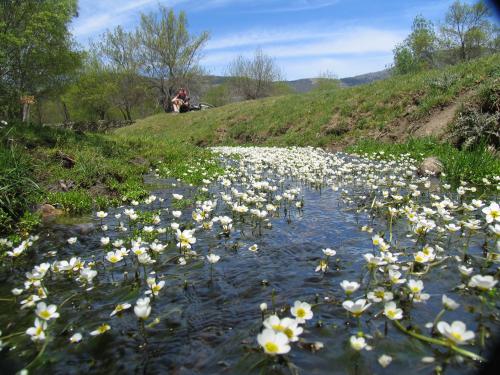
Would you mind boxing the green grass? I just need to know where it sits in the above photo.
[0,123,221,233]
[117,54,500,148]
[347,137,500,184]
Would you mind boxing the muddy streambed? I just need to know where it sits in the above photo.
[0,147,499,374]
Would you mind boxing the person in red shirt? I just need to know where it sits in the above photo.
[172,88,190,113]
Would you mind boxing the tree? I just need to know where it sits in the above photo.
[393,15,436,74]
[137,7,209,112]
[227,49,282,100]
[0,0,82,120]
[97,26,146,120]
[440,1,495,62]
[313,70,341,91]
[63,57,118,121]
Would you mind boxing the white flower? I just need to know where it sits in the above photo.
[290,301,313,323]
[260,302,268,311]
[367,287,393,303]
[96,211,108,219]
[26,318,47,342]
[263,315,303,342]
[458,265,473,277]
[79,268,97,284]
[69,332,82,343]
[134,297,151,320]
[176,229,196,249]
[442,295,459,310]
[407,279,424,294]
[248,244,259,252]
[482,202,500,223]
[340,280,360,295]
[90,324,110,336]
[468,275,498,291]
[378,354,393,368]
[172,210,182,218]
[383,302,403,320]
[436,321,475,345]
[172,194,183,200]
[35,302,60,320]
[342,299,371,317]
[322,248,336,257]
[67,237,77,244]
[110,303,132,316]
[100,237,110,246]
[206,253,220,264]
[350,335,368,351]
[257,328,291,355]
[106,250,123,264]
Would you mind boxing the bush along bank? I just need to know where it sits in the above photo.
[0,122,223,234]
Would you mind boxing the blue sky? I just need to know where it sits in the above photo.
[71,0,483,80]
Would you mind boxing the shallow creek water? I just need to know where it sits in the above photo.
[0,148,498,374]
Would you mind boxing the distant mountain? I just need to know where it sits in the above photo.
[286,69,393,93]
[205,68,393,94]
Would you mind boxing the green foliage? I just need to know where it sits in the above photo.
[202,84,232,107]
[120,54,500,148]
[0,139,40,232]
[394,1,498,74]
[394,15,437,74]
[0,0,82,119]
[440,0,496,62]
[347,138,500,184]
[450,78,500,149]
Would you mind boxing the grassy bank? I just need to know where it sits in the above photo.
[347,138,500,184]
[118,54,499,147]
[0,123,221,233]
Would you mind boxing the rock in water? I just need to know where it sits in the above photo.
[418,156,443,176]
[36,204,64,218]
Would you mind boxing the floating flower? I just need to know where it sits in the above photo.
[350,336,368,351]
[35,302,60,321]
[134,297,151,320]
[26,318,47,342]
[257,328,290,355]
[69,332,82,343]
[340,280,360,295]
[383,302,403,320]
[110,303,131,317]
[468,275,498,291]
[436,321,474,345]
[248,244,259,252]
[322,248,336,257]
[442,295,459,310]
[290,301,313,323]
[206,254,220,264]
[342,299,371,317]
[90,323,111,336]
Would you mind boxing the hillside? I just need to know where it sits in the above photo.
[117,54,499,149]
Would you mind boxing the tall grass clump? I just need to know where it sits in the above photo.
[0,143,40,232]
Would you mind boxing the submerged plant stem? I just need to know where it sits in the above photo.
[392,321,485,362]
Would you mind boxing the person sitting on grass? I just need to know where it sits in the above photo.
[172,88,190,113]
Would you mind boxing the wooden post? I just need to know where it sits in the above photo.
[20,95,35,124]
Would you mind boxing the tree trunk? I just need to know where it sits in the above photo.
[61,100,71,122]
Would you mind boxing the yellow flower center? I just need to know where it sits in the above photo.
[272,324,284,332]
[451,332,463,341]
[40,310,51,319]
[284,328,294,339]
[387,310,396,319]
[36,326,43,335]
[265,342,279,353]
[296,308,306,318]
